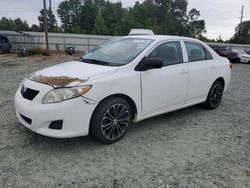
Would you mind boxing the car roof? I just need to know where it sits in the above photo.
[124,35,201,42]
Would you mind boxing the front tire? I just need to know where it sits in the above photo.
[203,80,224,110]
[90,97,132,144]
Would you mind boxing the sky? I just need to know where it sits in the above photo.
[0,0,249,40]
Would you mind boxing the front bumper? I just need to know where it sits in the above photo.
[240,57,250,63]
[15,79,98,138]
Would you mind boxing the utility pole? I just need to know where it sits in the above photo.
[49,0,52,11]
[43,0,49,50]
[239,5,244,35]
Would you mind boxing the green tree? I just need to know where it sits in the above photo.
[56,0,206,38]
[38,9,58,32]
[187,9,206,38]
[30,24,41,32]
[93,11,108,34]
[101,1,125,35]
[0,17,10,30]
[230,21,250,44]
[216,35,224,43]
[13,18,30,31]
[79,0,97,33]
[121,1,160,35]
[154,0,177,34]
[57,0,82,33]
[0,17,30,31]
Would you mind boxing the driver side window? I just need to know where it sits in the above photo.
[147,41,183,66]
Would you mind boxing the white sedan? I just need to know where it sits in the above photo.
[15,35,231,144]
[234,50,250,63]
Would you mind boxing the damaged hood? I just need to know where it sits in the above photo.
[29,61,118,87]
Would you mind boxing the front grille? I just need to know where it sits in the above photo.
[21,86,39,100]
[20,114,32,125]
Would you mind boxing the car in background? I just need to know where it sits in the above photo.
[245,51,250,55]
[15,35,231,144]
[0,35,11,54]
[128,29,155,36]
[233,50,250,63]
[210,45,239,63]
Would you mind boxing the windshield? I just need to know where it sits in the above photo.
[237,50,247,55]
[83,38,153,66]
[219,47,231,51]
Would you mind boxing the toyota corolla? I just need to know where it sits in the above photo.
[15,35,231,144]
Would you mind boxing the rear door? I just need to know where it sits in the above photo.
[184,41,217,103]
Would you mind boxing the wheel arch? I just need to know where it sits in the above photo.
[203,77,225,109]
[205,77,225,100]
[215,77,225,88]
[90,93,138,124]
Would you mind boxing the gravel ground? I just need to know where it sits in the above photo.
[0,54,249,188]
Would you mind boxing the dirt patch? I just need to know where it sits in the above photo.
[0,63,21,67]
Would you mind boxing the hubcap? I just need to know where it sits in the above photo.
[101,103,129,140]
[210,84,223,108]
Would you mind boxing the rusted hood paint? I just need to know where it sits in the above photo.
[29,61,118,88]
[30,75,88,87]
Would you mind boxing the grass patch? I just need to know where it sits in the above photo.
[27,48,51,56]
[41,50,51,56]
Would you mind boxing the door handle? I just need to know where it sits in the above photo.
[179,69,188,74]
[210,64,216,69]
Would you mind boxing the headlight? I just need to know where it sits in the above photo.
[242,56,250,59]
[43,85,92,104]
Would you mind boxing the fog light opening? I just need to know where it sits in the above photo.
[49,120,63,130]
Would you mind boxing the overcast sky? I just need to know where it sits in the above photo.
[0,0,249,40]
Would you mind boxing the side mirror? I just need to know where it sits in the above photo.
[142,58,163,71]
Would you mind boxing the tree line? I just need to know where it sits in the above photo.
[229,21,250,44]
[56,0,206,38]
[0,0,207,38]
[0,0,249,44]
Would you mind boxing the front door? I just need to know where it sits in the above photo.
[141,41,189,116]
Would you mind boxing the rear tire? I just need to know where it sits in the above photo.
[0,47,2,54]
[203,80,224,110]
[7,47,11,53]
[90,97,132,144]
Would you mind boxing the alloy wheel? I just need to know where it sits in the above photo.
[210,84,223,108]
[101,103,129,140]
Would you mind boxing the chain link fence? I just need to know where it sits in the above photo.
[0,30,114,53]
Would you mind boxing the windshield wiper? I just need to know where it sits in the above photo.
[82,58,110,66]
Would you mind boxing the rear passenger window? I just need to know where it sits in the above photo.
[185,42,212,62]
[147,41,183,66]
